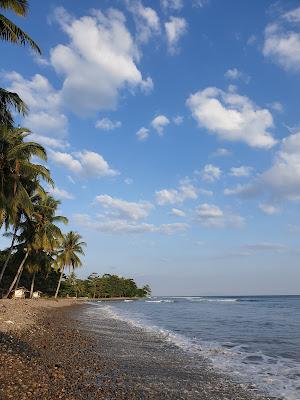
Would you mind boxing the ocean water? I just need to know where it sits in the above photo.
[92,296,300,400]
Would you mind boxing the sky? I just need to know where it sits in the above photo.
[1,0,300,295]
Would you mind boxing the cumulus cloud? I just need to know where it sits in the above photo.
[126,0,160,43]
[211,148,232,157]
[259,203,280,215]
[224,68,250,83]
[230,166,253,177]
[195,203,244,228]
[186,87,276,149]
[51,7,153,116]
[136,127,149,141]
[49,150,118,178]
[263,7,300,72]
[161,0,183,11]
[170,208,186,217]
[224,132,300,204]
[95,118,122,130]
[47,186,74,200]
[95,195,153,221]
[165,17,187,54]
[151,115,170,135]
[155,180,198,205]
[173,115,184,125]
[200,164,222,182]
[73,213,188,235]
[2,72,68,146]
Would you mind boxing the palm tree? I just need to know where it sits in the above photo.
[0,0,41,126]
[54,231,86,299]
[0,88,28,127]
[0,0,40,52]
[5,194,67,298]
[0,127,53,284]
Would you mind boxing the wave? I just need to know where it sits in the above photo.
[97,304,300,400]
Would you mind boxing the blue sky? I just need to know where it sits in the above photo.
[1,0,300,295]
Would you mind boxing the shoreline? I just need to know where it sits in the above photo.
[0,299,273,399]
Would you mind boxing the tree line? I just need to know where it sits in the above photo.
[0,1,151,299]
[61,272,151,299]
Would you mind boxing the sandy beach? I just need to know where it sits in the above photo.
[0,299,274,400]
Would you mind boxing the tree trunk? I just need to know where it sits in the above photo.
[54,267,64,299]
[30,271,36,299]
[5,250,29,298]
[0,224,18,284]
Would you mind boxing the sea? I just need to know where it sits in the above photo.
[89,295,300,400]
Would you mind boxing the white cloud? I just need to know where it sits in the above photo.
[224,132,300,203]
[73,213,188,235]
[126,0,160,43]
[224,68,242,80]
[243,242,288,253]
[48,186,74,200]
[2,72,68,146]
[173,115,184,125]
[95,194,153,221]
[224,68,250,83]
[170,208,186,217]
[268,101,284,113]
[136,127,149,141]
[230,166,253,177]
[155,181,198,205]
[29,134,69,150]
[186,87,276,149]
[263,7,300,72]
[50,150,118,178]
[201,164,222,182]
[161,0,183,11]
[259,203,280,215]
[165,17,187,54]
[151,115,170,135]
[195,203,244,228]
[95,118,122,130]
[211,148,232,157]
[51,7,153,116]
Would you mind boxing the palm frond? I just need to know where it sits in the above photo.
[0,14,41,53]
[0,0,28,16]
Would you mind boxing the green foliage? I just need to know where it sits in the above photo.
[60,272,151,299]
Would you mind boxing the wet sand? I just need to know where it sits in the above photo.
[0,300,274,399]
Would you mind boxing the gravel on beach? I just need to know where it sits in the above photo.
[0,300,274,400]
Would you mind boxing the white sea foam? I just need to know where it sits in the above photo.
[96,303,300,400]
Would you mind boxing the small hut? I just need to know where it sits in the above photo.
[32,291,42,299]
[13,287,29,299]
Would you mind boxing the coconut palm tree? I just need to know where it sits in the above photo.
[5,194,67,298]
[0,0,41,52]
[0,127,53,284]
[0,88,28,127]
[0,0,41,126]
[54,231,86,299]
[27,250,54,298]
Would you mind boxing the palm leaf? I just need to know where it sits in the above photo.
[0,88,28,126]
[0,14,41,53]
[0,0,28,16]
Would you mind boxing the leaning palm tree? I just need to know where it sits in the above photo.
[0,127,53,284]
[0,0,41,126]
[4,194,67,298]
[54,232,86,299]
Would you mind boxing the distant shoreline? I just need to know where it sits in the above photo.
[0,299,269,399]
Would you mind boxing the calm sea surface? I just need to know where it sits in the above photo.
[90,296,300,400]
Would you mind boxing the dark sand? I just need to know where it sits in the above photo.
[0,300,274,399]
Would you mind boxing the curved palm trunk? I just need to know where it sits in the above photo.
[0,224,18,284]
[30,271,36,299]
[54,267,64,299]
[5,250,29,298]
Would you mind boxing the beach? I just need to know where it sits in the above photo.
[0,299,273,400]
